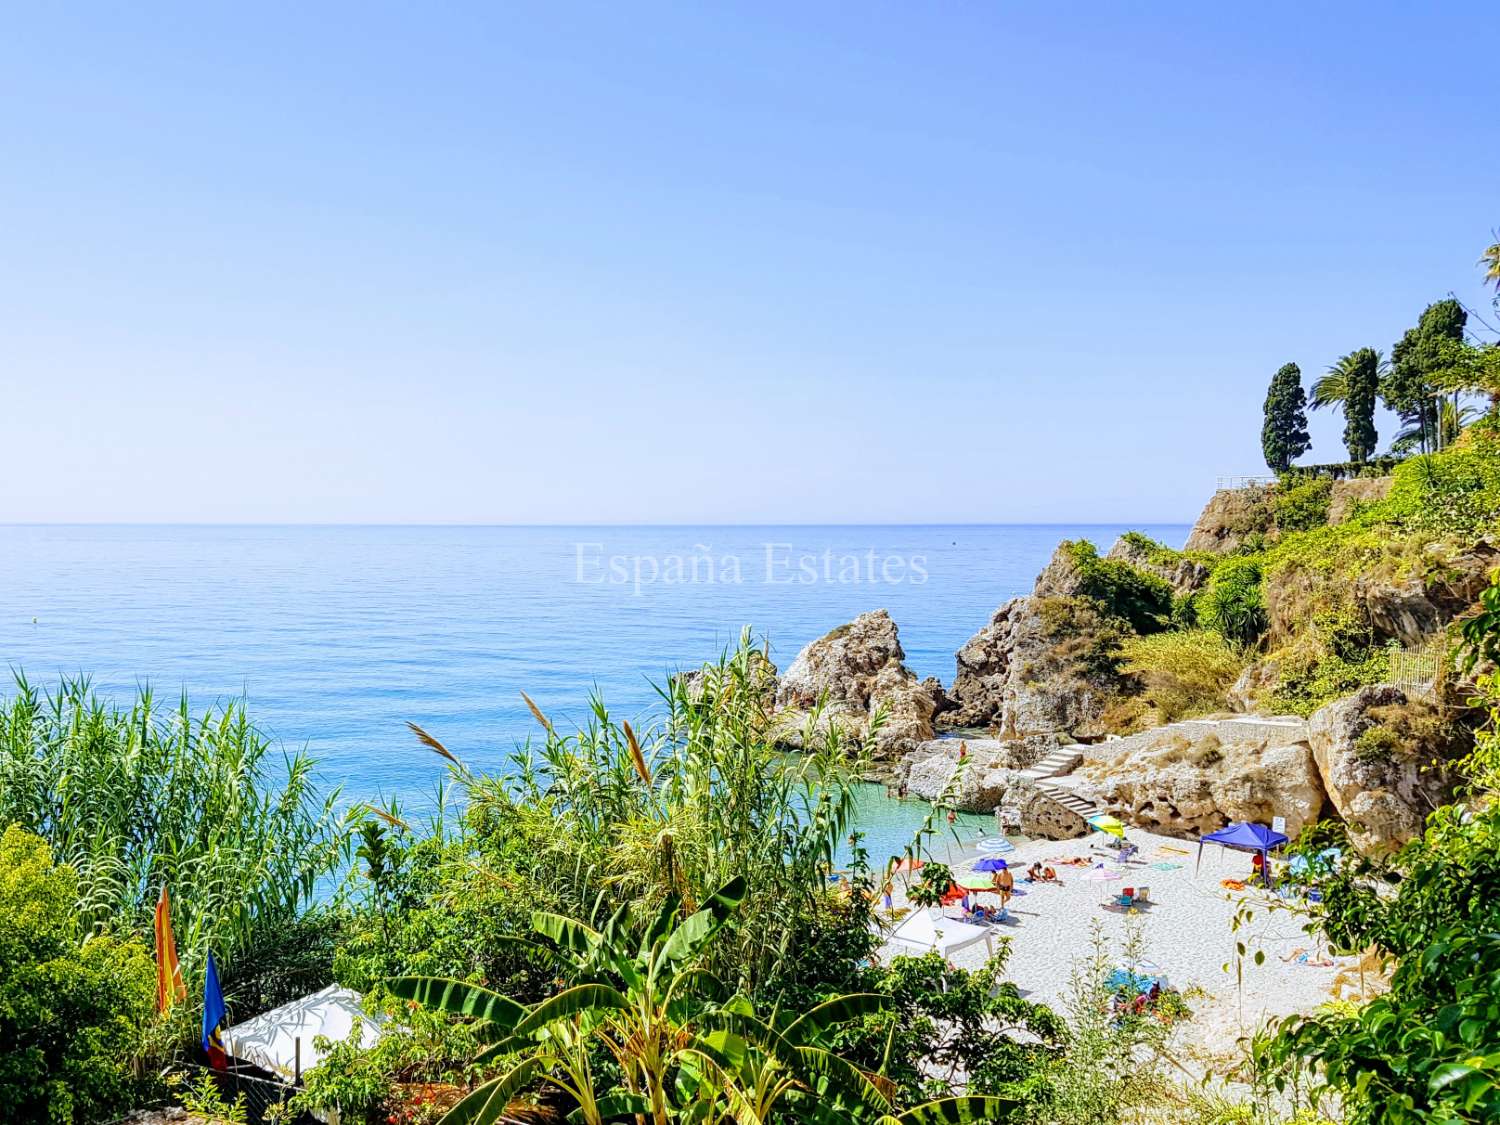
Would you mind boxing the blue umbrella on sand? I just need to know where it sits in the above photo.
[973,857,1009,872]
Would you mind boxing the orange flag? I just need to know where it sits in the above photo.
[154,885,186,1013]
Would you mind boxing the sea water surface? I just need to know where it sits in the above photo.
[0,523,1188,862]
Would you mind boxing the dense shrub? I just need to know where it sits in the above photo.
[1198,557,1269,647]
[1120,630,1247,722]
[1061,540,1174,634]
[1271,475,1333,532]
[1269,610,1390,716]
[0,825,156,1125]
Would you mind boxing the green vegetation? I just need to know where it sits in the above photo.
[1270,474,1333,533]
[1253,573,1500,1123]
[1262,362,1311,474]
[1120,630,1246,723]
[1061,539,1174,635]
[0,676,354,992]
[0,825,155,1124]
[1198,557,1268,649]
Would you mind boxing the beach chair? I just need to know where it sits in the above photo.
[1132,886,1150,905]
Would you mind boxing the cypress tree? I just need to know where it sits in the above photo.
[1342,347,1380,462]
[1261,362,1310,473]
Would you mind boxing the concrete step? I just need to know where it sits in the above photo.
[1036,781,1100,818]
[1018,745,1085,781]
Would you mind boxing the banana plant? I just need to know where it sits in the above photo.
[389,875,1020,1123]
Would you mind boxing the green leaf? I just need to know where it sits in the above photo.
[887,1096,1024,1124]
[785,993,889,1043]
[509,982,630,1041]
[437,1058,543,1125]
[385,976,525,1029]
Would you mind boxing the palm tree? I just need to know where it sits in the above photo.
[389,878,1018,1124]
[1310,349,1388,413]
[1481,238,1500,292]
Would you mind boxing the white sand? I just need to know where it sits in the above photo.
[876,829,1371,1067]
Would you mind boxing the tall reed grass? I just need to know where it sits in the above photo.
[0,674,355,984]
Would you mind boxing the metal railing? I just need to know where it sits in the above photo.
[1215,475,1275,491]
[1388,642,1444,699]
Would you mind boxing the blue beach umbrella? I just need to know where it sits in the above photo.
[973,857,1009,872]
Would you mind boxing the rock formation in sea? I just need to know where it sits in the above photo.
[941,544,1128,737]
[772,609,940,759]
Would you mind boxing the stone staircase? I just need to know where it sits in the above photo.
[1018,744,1086,782]
[1035,779,1101,820]
[1013,743,1103,825]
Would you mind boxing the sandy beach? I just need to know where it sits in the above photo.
[876,828,1375,1068]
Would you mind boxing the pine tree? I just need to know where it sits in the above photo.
[1342,347,1380,462]
[1261,362,1310,473]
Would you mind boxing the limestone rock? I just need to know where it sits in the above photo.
[774,610,936,758]
[1184,485,1274,555]
[1227,659,1279,713]
[1077,718,1324,838]
[943,594,1123,737]
[898,735,1066,812]
[1306,686,1455,855]
[1106,536,1211,598]
[1005,780,1092,840]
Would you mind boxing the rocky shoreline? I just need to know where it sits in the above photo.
[755,480,1484,856]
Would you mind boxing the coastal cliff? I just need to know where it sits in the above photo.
[772,435,1499,854]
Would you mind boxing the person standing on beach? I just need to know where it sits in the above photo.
[993,862,1014,907]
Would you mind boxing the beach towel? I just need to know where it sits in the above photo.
[1151,862,1183,871]
[1158,845,1191,856]
[1221,878,1246,891]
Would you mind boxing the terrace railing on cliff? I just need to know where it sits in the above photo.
[1215,475,1274,491]
[1387,641,1444,699]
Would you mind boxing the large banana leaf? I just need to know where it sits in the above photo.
[532,910,601,960]
[659,875,747,964]
[784,992,888,1043]
[508,982,631,1040]
[436,1057,543,1125]
[385,976,525,1030]
[881,1095,1025,1124]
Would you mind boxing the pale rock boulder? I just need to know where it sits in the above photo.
[1306,685,1454,855]
[898,735,1066,812]
[1076,720,1325,838]
[1184,485,1273,555]
[774,610,938,758]
[943,594,1119,737]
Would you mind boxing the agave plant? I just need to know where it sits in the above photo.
[389,876,1018,1124]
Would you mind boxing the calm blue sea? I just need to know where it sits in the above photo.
[0,523,1187,861]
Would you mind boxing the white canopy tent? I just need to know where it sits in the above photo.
[223,985,383,1082]
[878,908,995,959]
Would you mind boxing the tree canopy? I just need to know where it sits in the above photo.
[1261,361,1310,473]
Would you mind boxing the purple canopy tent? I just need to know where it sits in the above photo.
[1196,821,1288,885]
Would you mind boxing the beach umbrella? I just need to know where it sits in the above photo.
[956,873,997,891]
[1087,814,1126,838]
[972,856,1008,872]
[1083,866,1121,881]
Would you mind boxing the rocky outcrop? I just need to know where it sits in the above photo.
[1327,477,1393,524]
[1184,485,1274,555]
[943,594,1122,737]
[774,610,938,758]
[1306,686,1456,855]
[1266,538,1499,649]
[1106,537,1211,598]
[898,735,1066,812]
[1356,540,1498,648]
[1005,780,1092,840]
[1076,718,1324,838]
[1227,660,1279,713]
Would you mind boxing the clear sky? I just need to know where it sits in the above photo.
[2,3,1495,524]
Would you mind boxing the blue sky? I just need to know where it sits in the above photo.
[2,3,1495,524]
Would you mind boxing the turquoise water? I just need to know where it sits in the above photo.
[0,523,1186,838]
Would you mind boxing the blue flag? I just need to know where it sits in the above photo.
[201,951,228,1068]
